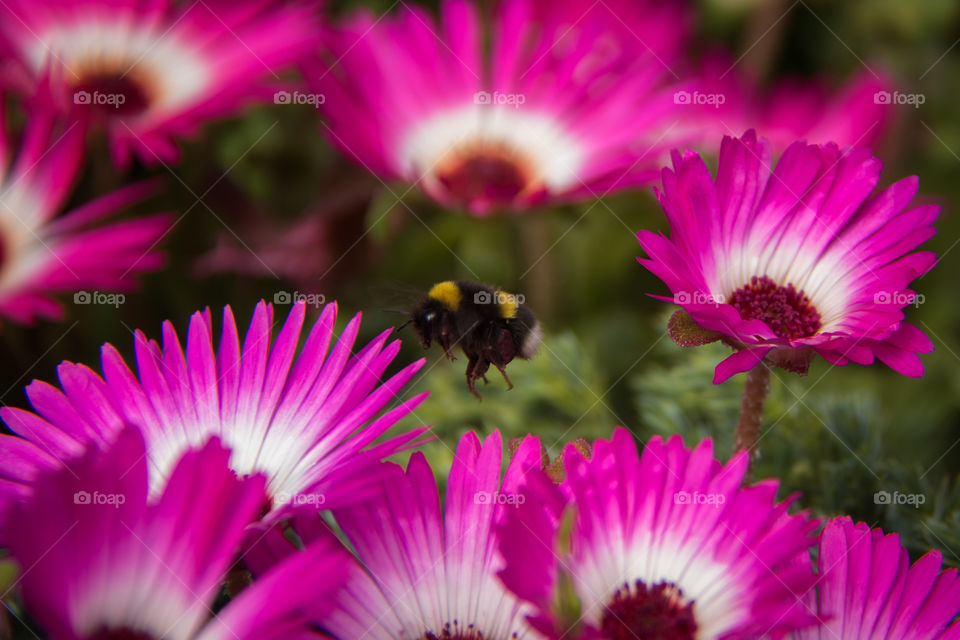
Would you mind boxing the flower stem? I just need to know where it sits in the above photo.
[734,364,771,468]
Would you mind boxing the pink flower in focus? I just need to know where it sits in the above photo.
[0,300,430,523]
[499,428,818,638]
[792,517,960,639]
[638,131,937,383]
[245,430,546,639]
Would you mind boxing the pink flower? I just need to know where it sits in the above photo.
[638,130,938,383]
[679,54,893,152]
[0,97,170,325]
[0,300,430,523]
[3,426,351,640]
[499,428,818,639]
[792,517,960,639]
[245,430,545,639]
[313,0,691,215]
[0,0,323,167]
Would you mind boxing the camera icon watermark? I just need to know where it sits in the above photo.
[873,290,924,308]
[673,90,726,108]
[473,91,526,109]
[473,490,525,506]
[874,490,925,509]
[74,291,125,308]
[673,291,725,306]
[73,490,126,508]
[674,490,726,508]
[273,291,326,308]
[873,90,924,108]
[74,90,126,109]
[473,290,525,306]
[273,90,325,107]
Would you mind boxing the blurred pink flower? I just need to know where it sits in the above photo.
[0,0,323,167]
[312,0,692,215]
[0,97,170,325]
[678,54,893,152]
[3,426,351,640]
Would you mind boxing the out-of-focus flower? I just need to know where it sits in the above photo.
[0,0,323,167]
[499,428,818,639]
[0,300,430,523]
[791,517,960,639]
[313,0,692,215]
[678,54,894,152]
[0,97,170,325]
[3,426,351,640]
[638,130,937,383]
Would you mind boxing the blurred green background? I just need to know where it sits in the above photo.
[1,0,959,569]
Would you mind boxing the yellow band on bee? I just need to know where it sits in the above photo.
[428,281,462,311]
[498,291,519,319]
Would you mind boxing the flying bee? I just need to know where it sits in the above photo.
[403,281,541,399]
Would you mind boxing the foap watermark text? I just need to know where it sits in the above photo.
[474,91,525,108]
[74,291,125,308]
[274,291,326,308]
[74,490,126,508]
[674,490,726,508]
[474,490,525,506]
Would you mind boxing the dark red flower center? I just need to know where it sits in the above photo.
[74,72,152,118]
[729,275,821,340]
[434,144,535,208]
[88,628,154,640]
[600,580,697,640]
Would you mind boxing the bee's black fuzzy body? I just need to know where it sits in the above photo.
[410,281,541,399]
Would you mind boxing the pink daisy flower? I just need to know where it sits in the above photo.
[246,430,546,639]
[499,428,818,639]
[314,0,691,215]
[0,300,430,522]
[3,426,351,640]
[0,0,322,167]
[0,98,170,325]
[637,130,938,384]
[793,517,960,639]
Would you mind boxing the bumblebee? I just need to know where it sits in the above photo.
[407,281,541,399]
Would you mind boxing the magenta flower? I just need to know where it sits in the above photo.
[0,300,429,522]
[499,428,818,639]
[638,131,938,384]
[313,0,691,215]
[246,430,545,639]
[0,0,322,167]
[0,98,170,325]
[3,426,350,640]
[793,517,960,639]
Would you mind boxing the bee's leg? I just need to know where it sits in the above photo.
[465,355,482,400]
[440,318,458,361]
[472,357,491,386]
[492,361,514,391]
